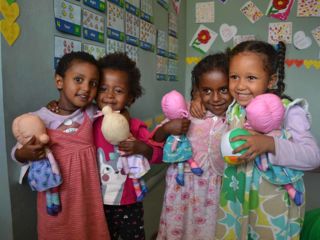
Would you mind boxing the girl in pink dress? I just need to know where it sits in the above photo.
[12,52,110,240]
[152,53,233,240]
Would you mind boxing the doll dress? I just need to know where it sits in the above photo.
[37,112,109,240]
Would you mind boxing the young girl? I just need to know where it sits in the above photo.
[153,53,233,240]
[215,40,320,239]
[12,52,110,240]
[93,52,162,240]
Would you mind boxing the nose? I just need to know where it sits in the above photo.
[211,91,220,102]
[235,78,246,90]
[82,81,90,92]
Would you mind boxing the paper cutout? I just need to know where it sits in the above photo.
[0,1,19,22]
[83,43,106,60]
[293,31,312,50]
[220,23,237,43]
[311,26,320,47]
[54,36,81,67]
[125,11,140,46]
[0,19,20,46]
[304,60,320,69]
[233,34,255,46]
[196,1,215,23]
[189,25,218,54]
[266,0,295,21]
[156,55,168,81]
[185,57,201,65]
[297,0,320,17]
[125,44,138,62]
[83,9,105,43]
[107,2,125,41]
[240,1,263,24]
[6,0,15,4]
[285,59,304,67]
[140,19,156,52]
[171,0,181,15]
[268,22,292,44]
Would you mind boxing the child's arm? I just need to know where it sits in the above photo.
[14,136,47,163]
[119,137,153,160]
[189,90,206,119]
[153,118,191,142]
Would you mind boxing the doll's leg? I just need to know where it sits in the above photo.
[175,162,184,186]
[139,178,148,194]
[187,158,203,176]
[46,190,55,216]
[284,184,303,206]
[132,178,144,202]
[50,187,61,213]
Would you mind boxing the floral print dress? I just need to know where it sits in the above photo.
[157,112,228,240]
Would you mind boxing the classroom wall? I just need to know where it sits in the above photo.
[0,0,186,239]
[185,0,320,210]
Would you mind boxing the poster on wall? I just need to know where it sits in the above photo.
[265,0,295,21]
[140,19,156,52]
[168,59,177,81]
[195,1,215,23]
[54,36,81,67]
[157,0,169,10]
[125,44,139,62]
[189,25,218,54]
[168,35,178,59]
[233,34,255,46]
[106,38,125,53]
[240,1,263,23]
[83,9,105,43]
[83,0,106,12]
[125,11,140,46]
[156,55,168,81]
[107,1,125,42]
[54,0,81,37]
[268,22,292,44]
[140,0,154,23]
[297,0,320,17]
[157,30,168,57]
[168,12,177,38]
[126,0,140,10]
[83,43,106,59]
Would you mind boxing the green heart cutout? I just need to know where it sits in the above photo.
[7,0,15,5]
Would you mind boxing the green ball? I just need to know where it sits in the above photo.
[229,128,251,154]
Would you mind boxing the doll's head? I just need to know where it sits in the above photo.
[246,93,285,133]
[161,90,189,120]
[12,113,49,145]
[100,105,130,145]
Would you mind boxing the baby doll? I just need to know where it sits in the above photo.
[12,113,62,215]
[245,93,303,206]
[101,106,150,201]
[161,90,203,186]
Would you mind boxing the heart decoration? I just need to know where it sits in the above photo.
[219,23,237,43]
[7,0,16,4]
[0,19,20,46]
[293,31,312,50]
[1,1,19,22]
[285,59,304,68]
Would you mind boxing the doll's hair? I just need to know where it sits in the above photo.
[98,52,143,104]
[228,40,290,99]
[191,52,229,98]
[55,51,99,78]
[246,93,285,133]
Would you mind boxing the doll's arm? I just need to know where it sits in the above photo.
[45,148,60,174]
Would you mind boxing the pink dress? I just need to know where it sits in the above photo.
[37,112,109,240]
[156,112,228,240]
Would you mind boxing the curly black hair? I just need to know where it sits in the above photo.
[191,52,229,98]
[55,51,99,77]
[229,40,290,99]
[98,52,143,104]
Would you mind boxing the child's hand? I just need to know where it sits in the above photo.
[46,100,59,113]
[119,138,152,159]
[15,136,47,163]
[163,118,190,136]
[231,132,275,162]
[190,98,206,119]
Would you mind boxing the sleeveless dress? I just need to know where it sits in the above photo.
[215,100,306,240]
[37,113,110,240]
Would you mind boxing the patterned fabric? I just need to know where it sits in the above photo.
[104,202,145,240]
[215,101,305,240]
[163,135,193,163]
[37,112,110,240]
[157,112,227,240]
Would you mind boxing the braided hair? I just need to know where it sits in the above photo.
[229,40,290,99]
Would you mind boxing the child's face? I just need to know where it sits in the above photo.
[55,61,99,111]
[229,52,276,107]
[198,70,233,116]
[96,69,132,111]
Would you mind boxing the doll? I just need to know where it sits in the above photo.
[161,90,203,186]
[12,113,62,215]
[245,93,303,206]
[100,106,150,201]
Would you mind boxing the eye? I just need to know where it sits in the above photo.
[220,87,229,94]
[229,75,238,80]
[248,75,257,81]
[74,76,83,83]
[98,85,107,92]
[201,88,211,95]
[114,88,124,94]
